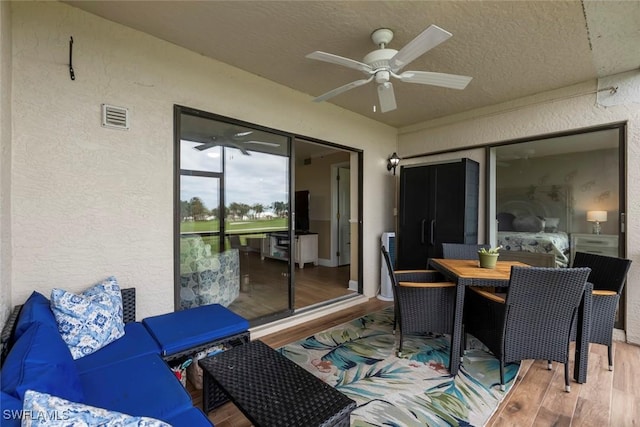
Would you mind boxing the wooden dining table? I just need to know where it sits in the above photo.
[429,258,592,383]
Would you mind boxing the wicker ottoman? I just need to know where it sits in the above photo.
[199,340,356,426]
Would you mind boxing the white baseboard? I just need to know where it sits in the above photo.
[318,258,333,267]
[348,280,358,291]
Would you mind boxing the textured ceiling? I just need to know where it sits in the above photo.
[65,1,640,128]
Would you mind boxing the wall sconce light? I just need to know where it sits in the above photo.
[387,152,400,175]
[586,210,607,235]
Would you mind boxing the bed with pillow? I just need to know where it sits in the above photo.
[496,185,572,267]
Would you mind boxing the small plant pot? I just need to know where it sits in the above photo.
[478,253,499,269]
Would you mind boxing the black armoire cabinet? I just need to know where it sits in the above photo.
[397,158,479,270]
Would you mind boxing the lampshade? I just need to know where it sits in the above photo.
[586,210,607,223]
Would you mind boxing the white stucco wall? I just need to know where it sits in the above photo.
[6,2,396,320]
[398,79,640,344]
[0,0,13,325]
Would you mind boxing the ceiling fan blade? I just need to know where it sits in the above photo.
[377,82,397,113]
[226,141,250,155]
[313,75,374,102]
[234,131,252,138]
[196,138,252,155]
[389,25,452,72]
[306,51,373,74]
[398,70,472,89]
[194,142,218,151]
[243,140,280,147]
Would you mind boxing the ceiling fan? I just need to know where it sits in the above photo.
[306,25,472,113]
[194,130,280,155]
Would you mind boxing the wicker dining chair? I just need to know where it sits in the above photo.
[442,243,490,260]
[572,251,632,370]
[381,245,455,357]
[464,266,591,392]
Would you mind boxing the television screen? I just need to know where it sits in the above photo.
[295,190,310,232]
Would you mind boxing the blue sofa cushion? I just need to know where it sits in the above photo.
[74,322,161,374]
[79,354,193,420]
[142,304,248,357]
[163,407,212,427]
[1,391,22,427]
[13,291,57,342]
[0,322,84,402]
[22,390,171,427]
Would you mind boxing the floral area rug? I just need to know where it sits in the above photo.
[278,307,519,427]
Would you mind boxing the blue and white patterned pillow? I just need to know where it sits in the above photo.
[21,390,170,427]
[50,277,125,360]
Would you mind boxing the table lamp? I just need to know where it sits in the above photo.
[586,210,607,235]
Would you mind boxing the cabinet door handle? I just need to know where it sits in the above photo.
[430,220,436,246]
[420,219,426,244]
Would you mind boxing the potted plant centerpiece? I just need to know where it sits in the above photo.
[478,245,502,269]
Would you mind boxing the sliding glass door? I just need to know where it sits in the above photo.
[222,127,291,320]
[175,107,292,322]
[175,106,364,326]
[487,124,626,328]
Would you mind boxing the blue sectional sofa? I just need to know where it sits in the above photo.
[0,288,213,426]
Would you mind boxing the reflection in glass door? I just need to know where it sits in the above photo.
[223,137,291,320]
[176,107,292,323]
[488,125,625,328]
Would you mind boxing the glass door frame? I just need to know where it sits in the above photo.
[174,105,364,326]
[174,105,294,319]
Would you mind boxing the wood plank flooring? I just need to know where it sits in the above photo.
[189,298,640,427]
[228,252,356,320]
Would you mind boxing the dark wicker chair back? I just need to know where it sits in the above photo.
[465,266,591,392]
[572,252,631,293]
[381,244,398,288]
[442,243,490,260]
[571,252,632,369]
[381,245,455,357]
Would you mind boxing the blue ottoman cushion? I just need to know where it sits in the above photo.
[75,322,161,374]
[142,304,248,357]
[79,354,192,420]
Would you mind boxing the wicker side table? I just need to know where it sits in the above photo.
[199,340,356,426]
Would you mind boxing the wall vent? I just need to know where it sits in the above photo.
[101,104,129,130]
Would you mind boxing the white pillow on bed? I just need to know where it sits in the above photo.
[544,217,560,232]
[512,215,545,232]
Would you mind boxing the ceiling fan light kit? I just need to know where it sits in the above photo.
[307,24,472,113]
